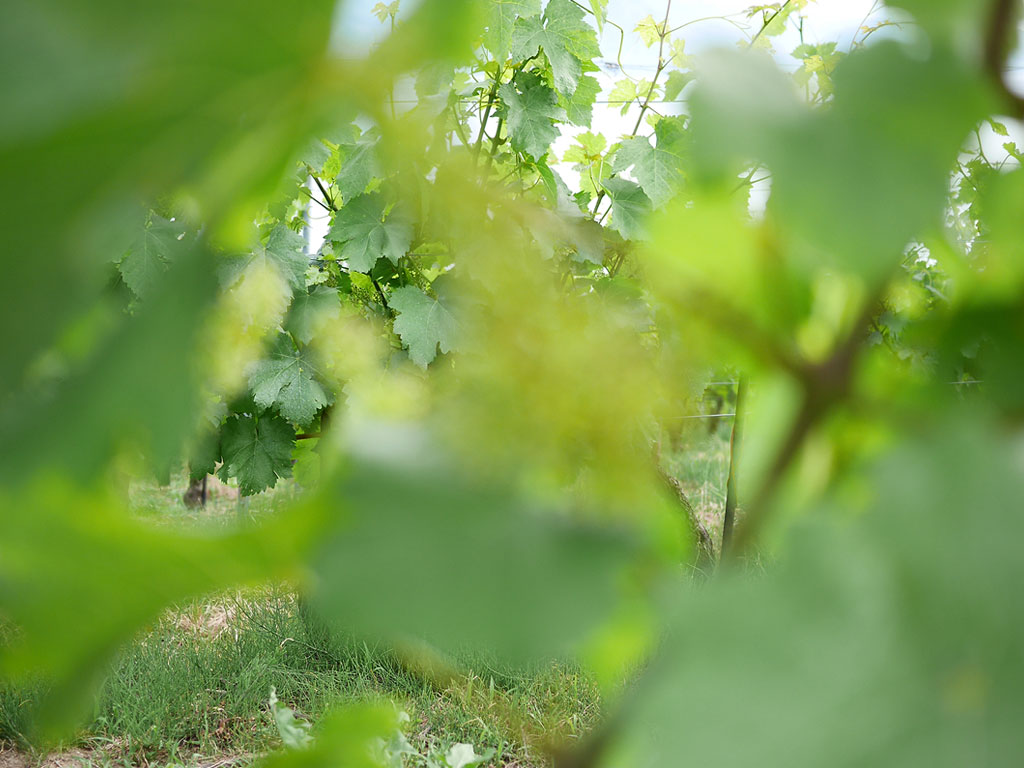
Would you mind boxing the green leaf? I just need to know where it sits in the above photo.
[372,1,400,23]
[219,412,294,495]
[269,687,313,749]
[559,73,600,127]
[499,74,564,159]
[612,116,688,208]
[602,177,652,240]
[119,214,186,299]
[249,334,333,427]
[663,69,694,102]
[259,704,401,768]
[305,439,636,661]
[334,132,382,203]
[328,193,413,273]
[887,0,982,42]
[286,285,341,345]
[509,0,600,96]
[563,131,606,163]
[691,43,991,276]
[635,14,662,47]
[587,0,608,32]
[223,225,309,290]
[0,243,218,486]
[0,484,300,734]
[0,0,335,397]
[188,429,221,483]
[484,0,541,60]
[389,285,460,367]
[610,418,1024,767]
[609,77,651,115]
[445,743,493,768]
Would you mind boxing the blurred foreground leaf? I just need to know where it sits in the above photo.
[305,429,638,662]
[607,414,1024,767]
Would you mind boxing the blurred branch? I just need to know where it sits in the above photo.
[728,289,884,559]
[985,0,1024,117]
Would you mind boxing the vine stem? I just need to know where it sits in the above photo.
[747,0,791,49]
[312,175,336,212]
[474,68,502,158]
[984,0,1024,117]
[727,287,884,559]
[591,0,674,220]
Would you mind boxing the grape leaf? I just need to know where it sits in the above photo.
[389,285,459,368]
[222,225,309,290]
[286,285,341,345]
[248,334,333,426]
[663,69,694,102]
[499,74,564,159]
[509,0,600,96]
[610,419,1024,767]
[119,214,186,299]
[218,412,294,495]
[306,436,637,661]
[559,72,600,127]
[635,14,661,47]
[334,132,382,203]
[602,178,652,240]
[588,0,608,32]
[690,44,990,276]
[188,429,221,483]
[613,116,688,208]
[484,0,541,60]
[328,193,413,273]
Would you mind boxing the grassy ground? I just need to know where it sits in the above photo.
[663,420,734,552]
[1,584,602,767]
[1,432,730,768]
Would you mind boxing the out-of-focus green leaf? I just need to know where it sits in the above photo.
[188,427,222,482]
[887,0,985,44]
[607,415,1024,767]
[0,242,217,485]
[0,0,335,396]
[0,484,303,737]
[119,214,188,299]
[269,687,313,749]
[305,433,637,662]
[691,43,991,277]
[259,702,400,768]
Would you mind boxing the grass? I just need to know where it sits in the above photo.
[1,445,729,768]
[662,421,734,551]
[1,586,602,767]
